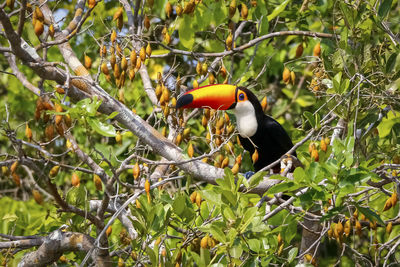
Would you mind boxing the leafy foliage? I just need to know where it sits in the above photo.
[1,0,400,266]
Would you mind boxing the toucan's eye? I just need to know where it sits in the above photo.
[238,93,245,101]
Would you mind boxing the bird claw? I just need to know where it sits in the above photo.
[244,171,255,179]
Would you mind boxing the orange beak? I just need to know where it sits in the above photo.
[176,84,237,110]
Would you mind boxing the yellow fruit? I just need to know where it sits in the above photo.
[235,154,242,165]
[140,47,146,62]
[6,0,15,9]
[277,233,282,245]
[135,57,142,70]
[313,42,321,57]
[190,191,197,203]
[49,24,55,38]
[219,65,227,78]
[129,68,135,81]
[165,2,172,18]
[252,149,259,164]
[144,14,150,30]
[113,63,121,79]
[146,43,152,57]
[201,63,208,75]
[282,67,290,83]
[113,7,124,21]
[200,235,208,249]
[25,123,32,142]
[111,30,117,43]
[119,56,127,71]
[71,173,80,187]
[118,257,125,267]
[56,87,65,94]
[336,221,344,236]
[34,20,44,37]
[320,138,327,152]
[12,173,21,187]
[175,133,182,145]
[59,255,68,262]
[106,226,112,237]
[129,50,137,68]
[88,0,96,8]
[133,162,140,180]
[208,73,215,84]
[195,192,202,207]
[193,79,199,89]
[32,189,44,205]
[226,33,233,50]
[201,115,208,126]
[290,71,296,85]
[188,143,194,158]
[135,199,141,209]
[277,243,284,256]
[383,197,392,211]
[241,3,248,19]
[311,148,319,162]
[10,161,18,174]
[355,220,362,236]
[295,43,304,58]
[386,222,393,234]
[93,175,102,191]
[391,192,398,207]
[84,55,92,69]
[229,0,236,18]
[35,7,44,22]
[221,157,229,169]
[101,62,109,75]
[144,179,150,194]
[2,166,9,176]
[231,163,239,174]
[161,126,167,137]
[115,131,122,145]
[49,165,60,177]
[344,220,351,237]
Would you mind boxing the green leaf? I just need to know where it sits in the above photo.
[2,213,18,223]
[293,167,307,183]
[287,247,298,263]
[248,171,266,187]
[296,95,316,107]
[356,205,385,226]
[87,117,116,137]
[259,15,269,35]
[267,0,292,21]
[377,111,400,138]
[386,53,398,74]
[247,239,261,253]
[240,207,258,232]
[105,111,119,120]
[333,72,342,93]
[378,0,393,19]
[172,194,186,217]
[75,96,102,116]
[339,2,354,27]
[267,181,297,194]
[303,111,315,128]
[179,15,195,50]
[209,224,227,243]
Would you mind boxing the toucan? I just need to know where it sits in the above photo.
[176,84,296,173]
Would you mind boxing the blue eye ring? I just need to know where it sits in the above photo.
[238,93,245,101]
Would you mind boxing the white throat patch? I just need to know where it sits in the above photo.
[233,101,258,138]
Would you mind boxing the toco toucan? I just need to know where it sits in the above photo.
[176,84,296,173]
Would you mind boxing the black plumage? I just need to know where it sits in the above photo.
[236,88,296,172]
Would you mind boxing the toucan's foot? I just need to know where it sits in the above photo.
[244,171,255,179]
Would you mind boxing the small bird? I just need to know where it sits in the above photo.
[176,84,296,173]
